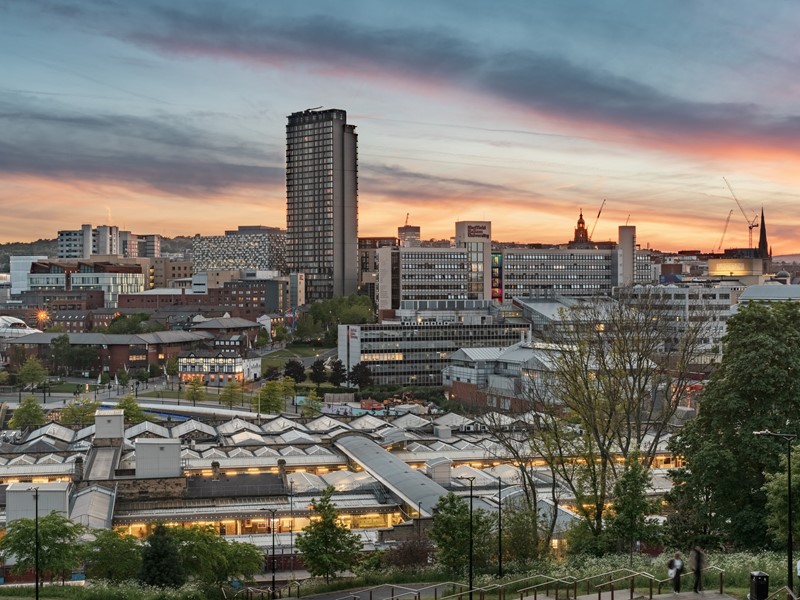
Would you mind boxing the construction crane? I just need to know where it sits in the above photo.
[723,177,758,248]
[717,209,734,251]
[590,199,606,240]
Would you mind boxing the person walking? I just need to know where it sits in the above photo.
[668,552,684,594]
[690,546,705,593]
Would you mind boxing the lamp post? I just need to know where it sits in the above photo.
[754,430,796,594]
[28,487,40,600]
[458,476,476,600]
[289,481,295,574]
[498,477,503,578]
[268,508,278,600]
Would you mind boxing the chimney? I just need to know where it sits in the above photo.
[74,455,84,482]
[211,460,220,481]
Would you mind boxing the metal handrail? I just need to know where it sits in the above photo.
[655,566,725,596]
[516,574,577,600]
[756,585,797,600]
[593,569,656,600]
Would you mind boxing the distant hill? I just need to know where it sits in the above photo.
[0,236,194,272]
[774,255,800,265]
[0,239,57,272]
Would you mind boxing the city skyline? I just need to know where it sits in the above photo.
[2,1,800,253]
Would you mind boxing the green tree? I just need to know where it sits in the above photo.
[329,359,347,387]
[256,328,269,349]
[0,370,9,385]
[301,387,322,417]
[139,524,187,588]
[9,395,46,429]
[16,356,48,390]
[49,333,72,377]
[429,492,494,577]
[256,380,284,415]
[72,346,99,373]
[280,377,297,408]
[60,397,100,426]
[171,525,263,585]
[296,486,362,582]
[117,394,147,424]
[117,369,130,387]
[220,382,239,409]
[310,358,328,389]
[165,356,179,377]
[0,511,86,583]
[84,529,142,582]
[272,323,287,346]
[603,452,662,557]
[763,444,800,547]
[185,376,206,406]
[284,359,307,383]
[669,301,800,549]
[348,362,373,388]
[295,313,324,343]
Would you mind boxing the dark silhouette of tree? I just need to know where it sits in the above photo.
[329,359,347,387]
[284,359,306,383]
[348,362,372,388]
[309,359,327,389]
[9,395,46,430]
[139,524,186,588]
[84,529,142,582]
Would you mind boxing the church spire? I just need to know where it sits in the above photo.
[758,208,769,259]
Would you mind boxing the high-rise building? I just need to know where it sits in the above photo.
[286,108,358,301]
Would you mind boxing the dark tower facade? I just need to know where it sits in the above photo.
[286,109,358,301]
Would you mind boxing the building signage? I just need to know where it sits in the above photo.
[467,224,490,239]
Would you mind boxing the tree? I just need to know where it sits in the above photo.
[220,382,239,409]
[256,328,269,349]
[383,538,434,569]
[295,313,324,343]
[296,486,362,582]
[763,444,800,548]
[256,380,284,415]
[429,492,494,577]
[329,359,347,388]
[117,394,147,424]
[284,359,306,383]
[603,452,661,558]
[139,524,187,588]
[165,356,179,378]
[117,369,130,388]
[526,294,708,545]
[348,362,373,388]
[16,356,48,390]
[185,376,206,406]
[60,397,99,426]
[84,529,142,582]
[309,358,328,389]
[9,395,46,429]
[171,525,263,585]
[280,377,297,408]
[0,370,9,385]
[49,334,72,377]
[272,323,287,346]
[0,511,86,583]
[669,301,800,549]
[301,388,322,417]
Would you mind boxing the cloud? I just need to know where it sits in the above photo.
[0,93,284,194]
[94,4,800,158]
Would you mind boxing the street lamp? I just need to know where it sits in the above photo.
[289,481,295,574]
[754,429,796,593]
[498,477,503,578]
[267,508,278,600]
[457,476,476,600]
[28,487,40,600]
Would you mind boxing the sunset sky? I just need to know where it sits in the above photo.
[2,1,799,254]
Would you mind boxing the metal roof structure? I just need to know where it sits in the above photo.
[335,435,448,517]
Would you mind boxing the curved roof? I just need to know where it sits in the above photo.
[0,316,41,338]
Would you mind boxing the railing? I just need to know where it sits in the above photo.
[757,585,797,600]
[655,566,725,596]
[516,575,577,600]
[592,569,653,600]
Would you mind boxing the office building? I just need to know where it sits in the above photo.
[57,224,120,259]
[286,108,358,301]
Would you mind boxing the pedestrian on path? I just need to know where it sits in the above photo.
[689,546,704,593]
[668,552,684,594]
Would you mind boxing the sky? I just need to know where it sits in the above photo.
[1,1,799,254]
